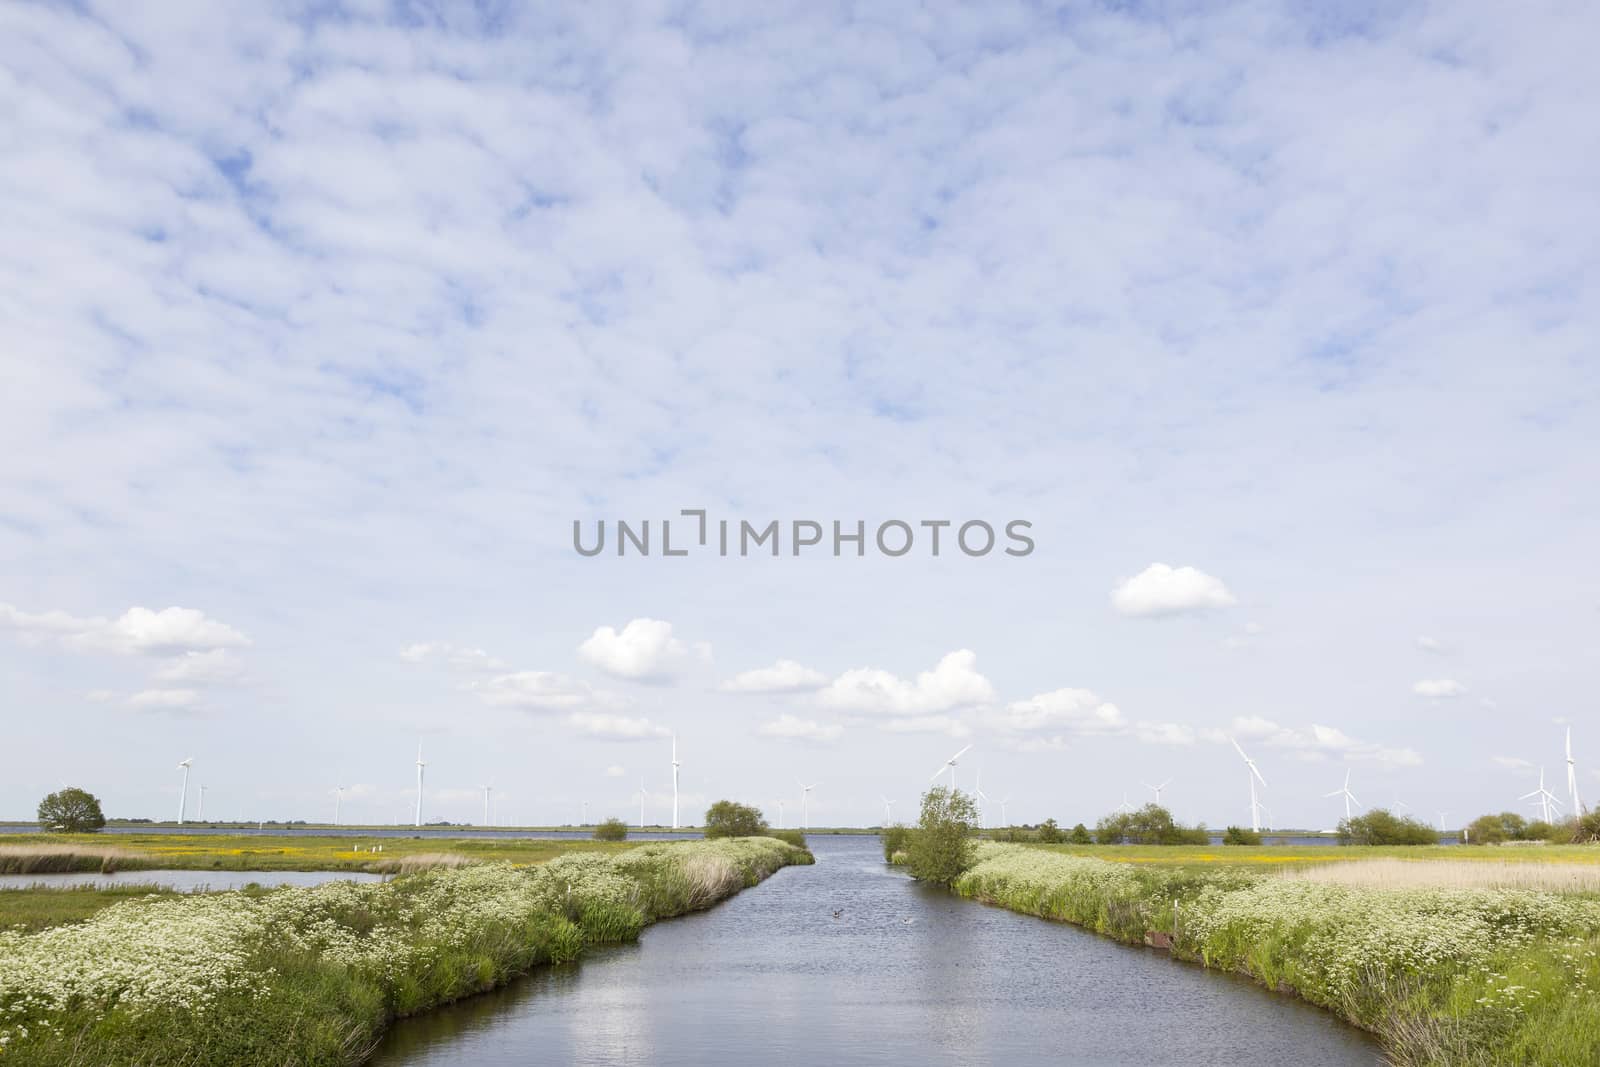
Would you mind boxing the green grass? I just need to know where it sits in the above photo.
[0,837,812,1065]
[0,884,180,932]
[934,842,1600,1067]
[0,833,637,873]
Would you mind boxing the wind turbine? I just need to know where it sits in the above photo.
[973,768,989,827]
[638,779,647,828]
[999,794,1013,825]
[929,744,972,791]
[332,786,343,826]
[1437,810,1449,832]
[1521,767,1562,823]
[671,735,681,830]
[777,798,786,829]
[1114,792,1135,815]
[880,796,895,825]
[1142,779,1171,806]
[198,785,206,821]
[1229,736,1268,833]
[581,799,588,826]
[481,783,493,827]
[797,779,816,829]
[1323,769,1362,821]
[414,743,426,828]
[176,758,193,824]
[1567,727,1585,816]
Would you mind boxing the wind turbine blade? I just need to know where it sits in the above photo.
[1323,789,1343,797]
[1518,788,1539,800]
[1229,736,1248,761]
[1347,793,1361,808]
[1249,763,1268,788]
[930,763,950,781]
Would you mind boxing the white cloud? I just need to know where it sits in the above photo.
[471,671,614,713]
[400,642,508,673]
[989,688,1126,735]
[128,688,200,710]
[1492,756,1533,772]
[1416,635,1447,653]
[604,764,626,778]
[579,618,700,682]
[758,714,843,743]
[818,649,994,716]
[84,689,115,703]
[877,715,971,738]
[567,712,670,740]
[1226,716,1421,766]
[1135,721,1197,746]
[1413,678,1466,699]
[1111,564,1236,618]
[1,602,248,655]
[154,649,245,685]
[721,659,829,693]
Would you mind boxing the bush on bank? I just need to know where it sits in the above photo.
[0,838,811,1066]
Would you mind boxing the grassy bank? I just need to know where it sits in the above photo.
[0,834,635,874]
[943,842,1600,1066]
[0,836,810,1065]
[0,885,181,933]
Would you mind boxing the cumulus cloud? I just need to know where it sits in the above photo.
[400,642,509,673]
[153,649,245,685]
[758,714,843,743]
[878,715,971,738]
[818,649,994,716]
[989,688,1126,735]
[1,602,248,655]
[579,618,702,682]
[721,659,829,693]
[1110,564,1236,618]
[1492,756,1533,771]
[604,765,626,778]
[1226,716,1421,766]
[1416,636,1447,654]
[471,671,615,713]
[1413,678,1466,699]
[567,712,670,740]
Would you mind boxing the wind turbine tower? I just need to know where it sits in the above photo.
[1142,779,1171,806]
[1229,737,1268,833]
[880,796,895,825]
[930,744,972,792]
[176,758,193,824]
[671,735,681,830]
[797,780,816,829]
[414,743,426,827]
[1521,767,1562,824]
[1568,728,1585,816]
[482,784,493,827]
[1324,769,1361,820]
[198,785,206,821]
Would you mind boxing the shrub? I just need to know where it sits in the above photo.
[881,824,911,861]
[906,786,978,885]
[1095,804,1208,845]
[1036,818,1062,844]
[769,829,806,849]
[1222,826,1261,845]
[1337,808,1438,846]
[592,818,628,841]
[37,787,106,834]
[1068,823,1092,844]
[702,800,767,839]
[1575,809,1600,844]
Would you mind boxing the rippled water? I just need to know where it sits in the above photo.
[0,870,385,891]
[372,836,1380,1066]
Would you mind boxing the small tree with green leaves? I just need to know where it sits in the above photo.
[702,800,767,839]
[592,817,628,841]
[881,823,912,861]
[1222,825,1261,845]
[38,787,106,833]
[1068,822,1092,844]
[1036,817,1062,844]
[906,786,978,885]
[1467,811,1527,844]
[1337,808,1438,846]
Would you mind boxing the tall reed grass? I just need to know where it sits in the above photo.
[0,845,137,874]
[1287,858,1600,893]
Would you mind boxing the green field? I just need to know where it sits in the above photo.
[0,833,638,875]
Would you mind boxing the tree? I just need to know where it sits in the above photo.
[38,787,106,833]
[702,800,767,839]
[1337,808,1438,846]
[906,786,978,885]
[1575,810,1600,844]
[1095,804,1209,845]
[592,817,628,841]
[1222,826,1261,845]
[1466,811,1528,844]
[1036,818,1062,844]
[1068,823,1093,844]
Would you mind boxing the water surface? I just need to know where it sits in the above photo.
[372,835,1380,1066]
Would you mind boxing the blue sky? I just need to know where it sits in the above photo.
[1,0,1596,829]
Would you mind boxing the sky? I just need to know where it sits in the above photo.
[1,0,1596,831]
